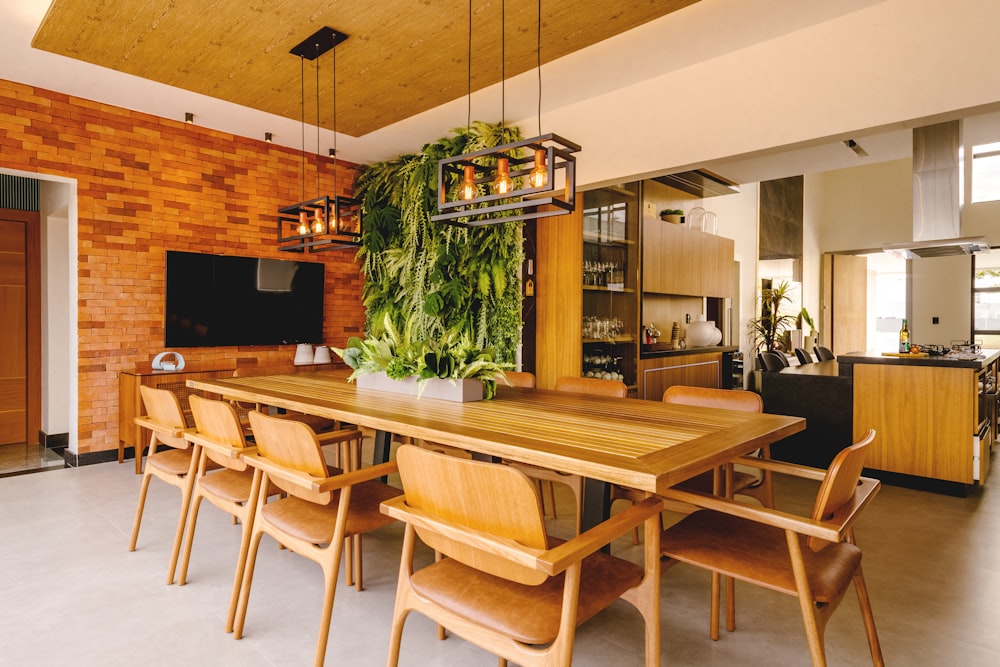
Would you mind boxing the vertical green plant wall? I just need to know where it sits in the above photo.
[355,121,524,363]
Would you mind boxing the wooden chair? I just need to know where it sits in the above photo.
[660,430,883,666]
[232,410,400,667]
[382,444,663,667]
[231,366,364,469]
[174,395,263,631]
[815,345,836,361]
[128,385,198,585]
[795,347,814,365]
[503,370,537,388]
[509,375,627,535]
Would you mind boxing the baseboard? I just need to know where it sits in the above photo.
[39,431,69,454]
[62,448,122,468]
[862,468,969,497]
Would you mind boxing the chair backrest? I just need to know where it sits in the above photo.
[138,385,189,448]
[554,375,627,398]
[808,429,876,549]
[662,385,763,413]
[395,444,549,585]
[247,410,330,503]
[188,394,250,470]
[794,348,813,365]
[504,371,537,388]
[758,351,786,372]
[814,345,835,361]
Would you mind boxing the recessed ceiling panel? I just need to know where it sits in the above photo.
[31,0,699,136]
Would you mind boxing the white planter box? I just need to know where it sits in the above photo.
[355,371,484,402]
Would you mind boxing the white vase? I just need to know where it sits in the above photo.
[686,320,722,347]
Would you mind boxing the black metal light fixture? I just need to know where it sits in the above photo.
[432,0,579,227]
[277,27,361,252]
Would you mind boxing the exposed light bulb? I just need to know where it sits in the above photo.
[492,157,513,195]
[311,207,325,234]
[528,148,548,188]
[459,165,477,200]
[297,210,309,236]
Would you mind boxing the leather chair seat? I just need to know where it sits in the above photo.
[261,480,400,544]
[147,448,194,476]
[663,510,862,603]
[199,468,255,504]
[409,548,644,645]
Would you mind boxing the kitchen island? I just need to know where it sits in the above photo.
[837,349,999,487]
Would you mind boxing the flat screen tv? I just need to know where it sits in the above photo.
[165,251,324,347]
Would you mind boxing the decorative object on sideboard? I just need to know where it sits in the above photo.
[660,208,684,224]
[293,343,314,365]
[432,0,579,227]
[686,315,722,347]
[151,351,185,372]
[277,27,361,253]
[313,345,332,363]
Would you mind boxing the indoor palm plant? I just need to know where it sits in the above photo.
[747,280,798,353]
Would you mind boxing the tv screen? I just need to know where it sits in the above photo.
[165,251,324,347]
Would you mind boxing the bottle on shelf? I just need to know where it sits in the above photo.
[898,318,910,353]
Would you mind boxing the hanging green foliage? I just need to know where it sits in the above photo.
[355,121,524,364]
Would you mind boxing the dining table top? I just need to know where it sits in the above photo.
[187,371,805,495]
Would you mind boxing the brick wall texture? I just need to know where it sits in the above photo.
[0,78,366,454]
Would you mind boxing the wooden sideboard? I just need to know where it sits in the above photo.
[118,364,236,462]
[637,348,736,400]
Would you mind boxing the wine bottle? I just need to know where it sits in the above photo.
[898,318,910,353]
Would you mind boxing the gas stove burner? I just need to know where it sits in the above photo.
[951,340,982,354]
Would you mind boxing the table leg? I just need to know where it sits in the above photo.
[581,477,611,532]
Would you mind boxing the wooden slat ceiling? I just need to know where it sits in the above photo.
[31,0,700,137]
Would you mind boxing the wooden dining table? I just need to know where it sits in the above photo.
[187,371,805,529]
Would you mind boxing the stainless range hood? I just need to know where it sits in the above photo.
[882,120,990,258]
[653,168,739,198]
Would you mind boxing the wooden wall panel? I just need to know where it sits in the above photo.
[535,197,583,390]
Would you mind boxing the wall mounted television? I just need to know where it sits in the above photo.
[165,251,324,347]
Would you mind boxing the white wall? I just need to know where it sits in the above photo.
[38,180,73,440]
[911,256,972,343]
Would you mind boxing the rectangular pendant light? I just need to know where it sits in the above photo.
[278,195,361,253]
[432,133,580,227]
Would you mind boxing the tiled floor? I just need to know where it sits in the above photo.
[1,446,999,666]
[0,443,65,477]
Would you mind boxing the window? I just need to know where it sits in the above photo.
[971,142,1000,203]
[974,252,1000,347]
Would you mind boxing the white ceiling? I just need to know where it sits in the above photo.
[4,0,1000,187]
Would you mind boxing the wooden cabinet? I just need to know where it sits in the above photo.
[119,364,236,457]
[851,360,992,485]
[638,352,724,400]
[642,219,734,298]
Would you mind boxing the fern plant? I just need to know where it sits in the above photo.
[355,121,524,365]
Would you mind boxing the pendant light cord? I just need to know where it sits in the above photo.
[467,0,472,135]
[500,0,505,128]
[536,0,542,136]
[315,42,321,198]
[333,35,339,199]
[300,56,306,202]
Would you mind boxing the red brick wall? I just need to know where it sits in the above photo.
[0,79,366,454]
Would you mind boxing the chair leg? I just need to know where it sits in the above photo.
[177,494,205,586]
[166,467,197,585]
[353,533,364,591]
[725,576,736,632]
[128,471,153,551]
[710,571,721,641]
[233,528,265,639]
[852,566,884,666]
[786,530,827,667]
[314,558,342,667]
[228,470,262,633]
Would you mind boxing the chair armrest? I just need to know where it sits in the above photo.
[731,455,828,481]
[242,452,397,493]
[316,428,364,445]
[380,495,546,570]
[659,485,869,543]
[184,431,255,460]
[538,497,663,575]
[380,495,663,577]
[133,417,194,440]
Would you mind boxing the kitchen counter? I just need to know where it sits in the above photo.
[837,348,1000,376]
[639,344,738,359]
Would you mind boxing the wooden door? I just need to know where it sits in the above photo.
[0,209,41,445]
[821,253,867,356]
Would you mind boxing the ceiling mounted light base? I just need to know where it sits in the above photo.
[290,27,348,59]
[278,196,362,253]
[432,133,580,227]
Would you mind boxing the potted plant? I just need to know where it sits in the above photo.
[746,281,798,355]
[333,314,511,401]
[659,208,684,224]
